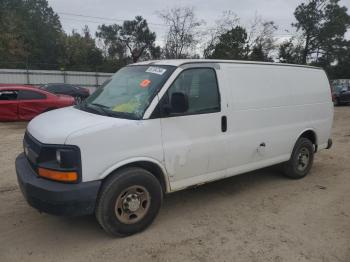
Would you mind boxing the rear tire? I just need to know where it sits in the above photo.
[283,137,314,179]
[95,167,163,237]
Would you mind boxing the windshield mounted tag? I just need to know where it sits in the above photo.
[146,66,167,75]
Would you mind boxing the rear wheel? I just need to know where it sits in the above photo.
[95,167,163,236]
[283,137,314,179]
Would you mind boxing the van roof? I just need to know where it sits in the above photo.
[132,59,321,70]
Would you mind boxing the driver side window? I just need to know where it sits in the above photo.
[165,68,220,115]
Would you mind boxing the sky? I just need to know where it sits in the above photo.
[48,0,350,44]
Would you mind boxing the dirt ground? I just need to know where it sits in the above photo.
[0,108,349,262]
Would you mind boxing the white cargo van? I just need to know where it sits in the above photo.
[16,60,333,236]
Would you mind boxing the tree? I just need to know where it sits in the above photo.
[324,40,350,79]
[120,16,159,63]
[247,19,277,61]
[159,7,204,59]
[207,26,248,60]
[96,24,127,62]
[61,26,103,71]
[293,0,350,64]
[249,45,269,61]
[203,11,240,58]
[96,16,159,63]
[204,14,276,62]
[0,0,64,69]
[278,39,304,64]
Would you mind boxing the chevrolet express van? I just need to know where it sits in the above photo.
[16,60,333,236]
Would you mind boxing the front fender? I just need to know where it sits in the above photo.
[98,157,170,193]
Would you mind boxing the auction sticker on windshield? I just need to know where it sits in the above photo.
[146,66,167,75]
[140,79,151,88]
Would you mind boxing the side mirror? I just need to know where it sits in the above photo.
[169,92,189,114]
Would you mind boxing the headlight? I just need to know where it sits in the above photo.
[37,146,81,183]
[56,150,61,164]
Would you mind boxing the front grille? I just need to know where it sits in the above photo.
[24,132,41,155]
[23,132,41,171]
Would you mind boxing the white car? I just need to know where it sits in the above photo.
[16,59,334,236]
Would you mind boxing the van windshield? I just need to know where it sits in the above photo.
[78,65,176,119]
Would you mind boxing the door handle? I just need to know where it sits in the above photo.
[221,116,227,132]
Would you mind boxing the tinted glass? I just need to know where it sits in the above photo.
[0,90,18,100]
[46,84,74,93]
[61,85,74,92]
[18,90,46,100]
[166,68,220,114]
[46,86,60,92]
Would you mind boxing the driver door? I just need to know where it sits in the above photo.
[159,67,229,190]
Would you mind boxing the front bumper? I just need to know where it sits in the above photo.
[16,153,101,216]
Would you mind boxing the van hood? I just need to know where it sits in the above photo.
[27,107,125,144]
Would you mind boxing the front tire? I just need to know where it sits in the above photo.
[283,137,314,179]
[95,167,163,236]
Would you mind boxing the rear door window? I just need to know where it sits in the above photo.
[0,90,18,100]
[18,90,46,100]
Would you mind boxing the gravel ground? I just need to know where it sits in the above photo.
[0,107,349,262]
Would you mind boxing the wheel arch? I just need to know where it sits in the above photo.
[294,129,318,152]
[99,158,170,193]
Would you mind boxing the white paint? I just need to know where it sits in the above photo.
[27,59,334,193]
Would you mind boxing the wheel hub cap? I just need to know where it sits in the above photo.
[115,185,150,224]
[297,147,310,171]
[123,194,141,212]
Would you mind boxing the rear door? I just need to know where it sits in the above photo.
[0,90,19,121]
[159,67,230,190]
[18,90,48,120]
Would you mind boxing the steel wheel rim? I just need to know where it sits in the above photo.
[297,147,310,172]
[115,185,151,224]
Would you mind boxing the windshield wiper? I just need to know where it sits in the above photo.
[77,102,109,117]
[78,102,139,120]
[91,103,110,109]
[88,103,113,116]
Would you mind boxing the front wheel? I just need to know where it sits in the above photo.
[95,167,163,236]
[283,137,314,179]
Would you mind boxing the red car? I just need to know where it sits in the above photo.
[0,85,75,121]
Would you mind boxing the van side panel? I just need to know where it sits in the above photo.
[222,64,333,172]
[169,64,333,192]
